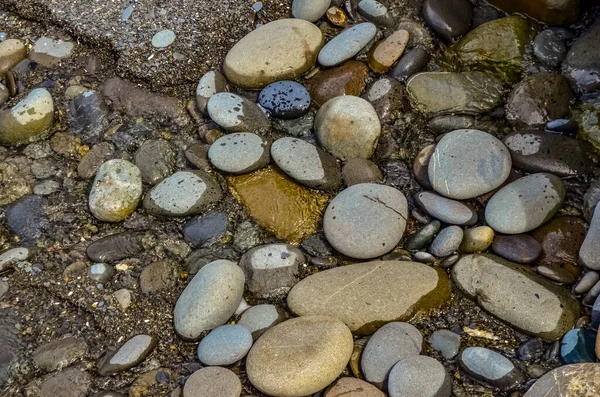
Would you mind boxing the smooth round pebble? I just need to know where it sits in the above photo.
[342,158,382,186]
[415,191,477,225]
[197,324,253,366]
[392,47,429,82]
[429,329,461,359]
[574,272,600,295]
[388,355,451,397]
[429,226,463,257]
[324,377,385,397]
[423,0,472,41]
[0,88,55,145]
[183,367,242,397]
[207,93,269,132]
[318,23,377,67]
[237,304,286,340]
[292,0,332,23]
[151,30,175,48]
[459,347,524,391]
[406,220,441,251]
[208,133,270,174]
[492,235,542,264]
[460,226,494,253]
[258,81,310,119]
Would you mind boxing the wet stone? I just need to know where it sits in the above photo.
[398,20,434,49]
[0,83,8,106]
[271,137,341,190]
[33,337,88,373]
[524,363,600,397]
[533,29,570,68]
[485,173,565,234]
[0,39,27,74]
[491,235,542,264]
[30,37,74,66]
[140,260,179,294]
[341,158,382,186]
[406,220,441,251]
[459,347,524,391]
[207,93,269,133]
[39,367,91,397]
[580,204,600,271]
[68,90,109,144]
[391,47,429,82]
[151,29,175,48]
[324,378,385,397]
[368,30,409,73]
[143,170,222,217]
[307,61,369,107]
[196,70,227,115]
[361,322,422,388]
[364,77,404,123]
[258,81,310,119]
[292,0,331,22]
[423,0,472,42]
[0,88,54,145]
[97,334,158,376]
[428,115,475,135]
[208,133,270,175]
[238,304,286,340]
[430,226,463,257]
[183,213,228,248]
[6,195,46,244]
[560,328,597,364]
[503,130,596,177]
[134,139,177,185]
[563,19,600,94]
[183,367,242,397]
[318,23,377,67]
[388,356,451,397]
[546,119,578,135]
[357,0,394,28]
[460,226,494,253]
[87,232,145,263]
[412,145,434,189]
[486,0,579,25]
[87,263,115,283]
[415,191,477,225]
[0,281,7,299]
[197,324,253,366]
[0,309,21,387]
[429,329,461,359]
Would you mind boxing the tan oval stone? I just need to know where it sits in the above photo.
[324,377,386,397]
[224,19,323,89]
[287,261,451,334]
[460,226,495,253]
[247,315,353,397]
[183,367,242,397]
[0,39,27,74]
[368,30,409,73]
[524,363,600,397]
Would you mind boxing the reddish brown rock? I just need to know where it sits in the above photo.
[307,61,369,107]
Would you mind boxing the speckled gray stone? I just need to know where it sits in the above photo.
[238,304,287,340]
[208,133,270,175]
[428,129,512,200]
[318,23,377,67]
[388,356,451,397]
[97,335,158,376]
[414,191,477,225]
[324,183,407,259]
[197,324,253,366]
[580,204,600,270]
[485,173,565,234]
[196,70,228,115]
[459,347,524,391]
[358,0,394,27]
[207,93,269,132]
[271,137,341,190]
[33,337,88,373]
[361,322,422,388]
[183,367,242,397]
[143,170,222,217]
[429,226,463,257]
[134,139,177,184]
[174,260,245,341]
[429,329,461,359]
[292,0,331,22]
[30,37,74,66]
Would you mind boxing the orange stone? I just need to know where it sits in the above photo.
[307,61,369,106]
[368,30,409,73]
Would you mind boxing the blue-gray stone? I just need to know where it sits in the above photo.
[357,0,394,27]
[560,328,597,364]
[318,23,377,67]
[388,356,451,397]
[459,347,524,391]
[414,191,477,226]
[208,133,270,175]
[516,338,544,361]
[429,226,463,257]
[238,304,286,340]
[291,0,331,22]
[183,213,228,248]
[88,263,115,283]
[152,30,175,48]
[258,81,310,119]
[197,324,253,365]
[429,329,460,359]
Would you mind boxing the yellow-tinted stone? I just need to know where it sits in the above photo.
[228,166,330,242]
[368,30,409,73]
[326,7,347,27]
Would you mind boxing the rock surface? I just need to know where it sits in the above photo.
[580,205,600,270]
[523,363,600,396]
[196,324,253,366]
[307,61,369,107]
[207,93,270,133]
[414,191,477,225]
[563,20,600,94]
[0,88,55,145]
[97,334,157,376]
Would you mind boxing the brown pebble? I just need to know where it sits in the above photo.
[324,377,386,396]
[491,234,542,264]
[307,61,369,107]
[342,158,383,186]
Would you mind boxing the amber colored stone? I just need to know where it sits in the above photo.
[368,30,409,73]
[326,7,347,27]
[307,61,369,106]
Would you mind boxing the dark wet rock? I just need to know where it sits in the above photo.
[415,191,477,225]
[357,0,394,28]
[318,23,377,67]
[592,295,600,329]
[196,70,228,115]
[492,235,542,264]
[574,271,600,295]
[238,304,287,340]
[391,47,429,82]
[486,0,580,25]
[524,363,600,396]
[407,72,503,116]
[276,111,315,138]
[533,28,571,68]
[471,5,501,27]
[580,204,600,271]
[258,80,310,119]
[428,115,475,134]
[207,93,270,133]
[423,0,472,42]
[106,120,154,152]
[33,337,88,373]
[307,61,369,107]
[560,328,597,364]
[183,213,228,248]
[140,260,179,294]
[184,247,239,275]
[429,329,461,359]
[584,179,600,222]
[503,130,596,177]
[197,324,253,366]
[546,119,579,137]
[459,347,524,391]
[0,309,22,387]
[405,220,441,251]
[301,235,333,258]
[452,254,580,340]
[97,334,158,375]
[341,158,382,186]
[102,77,189,126]
[364,78,404,123]
[6,195,46,243]
[39,366,91,397]
[68,90,109,145]
[134,139,177,185]
[388,355,451,397]
[517,338,544,361]
[87,232,145,263]
[184,143,211,171]
[563,20,600,95]
[583,280,600,306]
[429,226,463,258]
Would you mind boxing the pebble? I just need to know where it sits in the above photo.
[64,85,88,100]
[486,0,579,25]
[239,243,305,297]
[563,19,600,94]
[323,183,407,259]
[364,77,404,123]
[87,263,115,283]
[97,334,157,376]
[183,213,228,248]
[428,129,511,200]
[315,96,381,160]
[583,280,600,306]
[423,0,472,41]
[246,316,353,397]
[143,170,221,217]
[30,37,74,66]
[88,159,142,222]
[430,226,463,257]
[506,73,574,127]
[414,191,477,225]
[398,20,434,49]
[0,88,55,145]
[368,30,409,73]
[459,347,524,391]
[560,328,597,364]
[491,235,542,264]
[224,19,323,88]
[318,23,377,67]
[6,195,46,243]
[184,142,211,171]
[113,289,131,311]
[33,337,88,373]
[412,144,434,189]
[0,83,8,105]
[291,0,331,22]
[357,0,394,27]
[324,378,385,397]
[196,70,227,114]
[429,329,461,359]
[428,115,475,134]
[414,251,436,263]
[0,247,32,273]
[460,226,494,253]
[140,260,179,294]
[151,29,175,48]
[271,137,341,190]
[238,304,286,340]
[288,260,450,334]
[524,363,600,397]
[485,173,565,234]
[546,118,578,135]
[183,367,242,397]
[584,179,600,222]
[575,272,600,296]
[134,139,177,184]
[0,39,27,74]
[580,203,600,270]
[326,7,347,27]
[39,367,91,397]
[197,324,253,366]
[361,322,422,387]
[174,260,245,341]
[388,356,451,397]
[307,61,369,107]
[391,47,429,82]
[533,29,569,68]
[452,254,579,340]
[207,93,270,132]
[407,72,503,116]
[258,81,310,119]
[503,130,596,177]
[77,142,115,179]
[406,220,441,251]
[87,232,144,263]
[208,133,270,174]
[341,158,382,186]
[517,338,544,361]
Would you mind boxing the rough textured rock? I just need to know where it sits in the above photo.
[87,232,145,263]
[523,363,600,396]
[563,19,600,94]
[33,337,88,373]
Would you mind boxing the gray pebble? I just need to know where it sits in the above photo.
[405,220,441,251]
[388,355,451,397]
[414,191,477,225]
[87,263,115,283]
[430,226,463,257]
[207,93,269,132]
[580,204,600,270]
[238,304,286,340]
[358,0,394,27]
[292,0,331,22]
[208,133,270,175]
[318,23,377,67]
[574,271,600,295]
[459,347,524,391]
[97,334,157,376]
[392,47,429,82]
[197,324,253,366]
[152,30,176,48]
[196,70,228,115]
[429,329,460,359]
